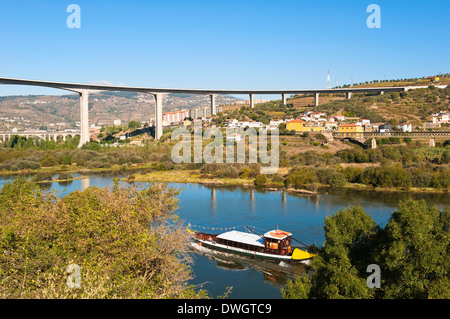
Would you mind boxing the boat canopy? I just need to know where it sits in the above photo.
[263,230,292,240]
[217,230,265,248]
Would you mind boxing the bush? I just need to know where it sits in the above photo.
[32,172,53,182]
[40,156,58,167]
[0,179,205,298]
[156,163,167,171]
[285,167,318,189]
[57,173,73,181]
[328,173,347,188]
[254,174,268,186]
[0,157,40,171]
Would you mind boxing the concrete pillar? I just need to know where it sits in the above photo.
[249,93,255,109]
[154,93,163,140]
[282,93,287,105]
[380,91,385,95]
[210,94,216,115]
[346,92,352,99]
[371,138,377,149]
[81,176,90,191]
[429,138,435,147]
[314,93,320,106]
[78,90,90,148]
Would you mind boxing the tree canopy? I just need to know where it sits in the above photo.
[282,200,449,299]
[0,178,206,298]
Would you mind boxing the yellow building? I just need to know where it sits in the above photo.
[338,124,364,137]
[286,119,324,133]
[303,125,323,132]
[286,119,305,132]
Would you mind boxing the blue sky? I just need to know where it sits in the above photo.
[0,0,449,97]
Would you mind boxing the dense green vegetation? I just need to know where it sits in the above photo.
[282,200,449,299]
[279,140,450,191]
[0,141,170,172]
[0,178,206,298]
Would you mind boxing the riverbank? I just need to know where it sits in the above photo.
[0,162,154,177]
[131,169,448,195]
[0,165,447,195]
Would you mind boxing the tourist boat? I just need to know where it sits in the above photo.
[188,225,315,264]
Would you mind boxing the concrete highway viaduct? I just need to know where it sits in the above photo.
[0,76,407,148]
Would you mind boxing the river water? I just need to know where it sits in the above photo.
[1,172,448,299]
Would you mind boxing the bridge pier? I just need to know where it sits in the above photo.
[77,90,90,148]
[429,138,435,147]
[314,93,319,106]
[210,94,216,115]
[282,93,287,105]
[371,138,377,149]
[249,93,254,109]
[154,93,163,140]
[346,92,352,99]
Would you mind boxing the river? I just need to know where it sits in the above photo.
[0,172,448,299]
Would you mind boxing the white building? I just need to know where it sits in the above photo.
[432,111,449,123]
[225,119,239,128]
[334,115,345,122]
[226,133,242,142]
[269,119,284,128]
[246,122,264,128]
[397,122,412,132]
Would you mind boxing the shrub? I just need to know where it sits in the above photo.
[254,174,268,186]
[32,172,53,182]
[40,156,57,167]
[0,179,205,298]
[285,167,318,189]
[328,173,347,188]
[58,173,73,181]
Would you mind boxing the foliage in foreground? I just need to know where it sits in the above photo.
[282,200,449,299]
[0,179,206,298]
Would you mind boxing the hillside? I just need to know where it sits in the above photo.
[0,92,239,131]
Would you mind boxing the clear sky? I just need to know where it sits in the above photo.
[0,0,449,97]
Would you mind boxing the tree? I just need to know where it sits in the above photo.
[128,120,141,129]
[378,200,449,299]
[328,173,346,188]
[254,174,267,186]
[0,179,206,298]
[285,167,318,189]
[281,200,449,299]
[282,206,377,299]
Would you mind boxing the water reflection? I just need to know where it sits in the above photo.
[57,180,73,187]
[81,176,89,191]
[191,242,307,289]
